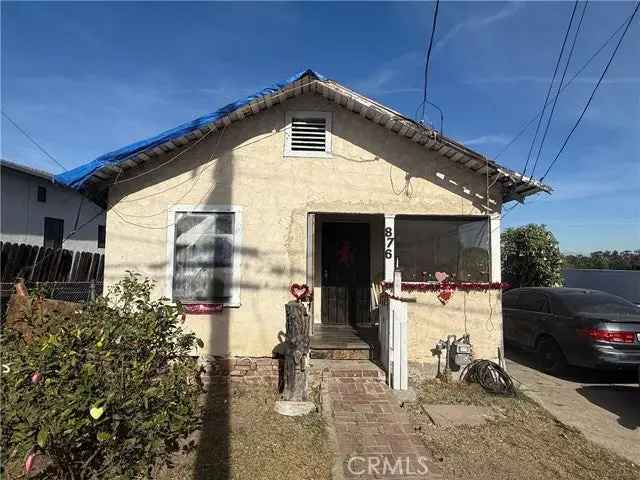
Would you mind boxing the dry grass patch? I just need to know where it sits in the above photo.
[408,380,640,480]
[156,385,332,480]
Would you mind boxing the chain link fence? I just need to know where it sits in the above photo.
[1,281,104,317]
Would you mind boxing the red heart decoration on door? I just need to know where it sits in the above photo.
[290,283,310,301]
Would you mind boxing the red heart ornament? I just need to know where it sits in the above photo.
[290,284,310,301]
[435,271,448,282]
[437,289,453,305]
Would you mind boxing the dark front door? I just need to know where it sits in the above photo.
[321,222,370,324]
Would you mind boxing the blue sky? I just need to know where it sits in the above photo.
[2,1,638,253]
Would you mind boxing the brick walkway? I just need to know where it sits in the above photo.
[319,363,441,479]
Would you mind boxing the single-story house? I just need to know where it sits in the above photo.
[55,70,550,379]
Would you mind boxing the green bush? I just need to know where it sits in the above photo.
[1,273,204,479]
[501,224,563,288]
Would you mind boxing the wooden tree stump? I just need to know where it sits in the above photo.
[283,302,311,401]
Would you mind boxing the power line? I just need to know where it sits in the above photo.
[522,1,579,176]
[494,12,632,161]
[418,0,441,123]
[414,100,444,134]
[541,1,639,181]
[531,1,589,178]
[1,110,68,171]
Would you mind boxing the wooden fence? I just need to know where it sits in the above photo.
[0,242,104,283]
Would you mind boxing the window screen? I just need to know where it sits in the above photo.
[395,216,490,282]
[172,211,235,302]
[44,217,64,249]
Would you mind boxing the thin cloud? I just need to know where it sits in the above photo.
[436,2,523,49]
[462,134,510,146]
[354,51,423,96]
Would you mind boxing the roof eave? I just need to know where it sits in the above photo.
[73,73,552,202]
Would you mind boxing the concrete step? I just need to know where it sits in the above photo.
[310,347,372,360]
[310,359,386,382]
[310,323,378,361]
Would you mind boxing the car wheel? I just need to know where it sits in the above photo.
[536,337,567,374]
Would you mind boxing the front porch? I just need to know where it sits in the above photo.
[307,212,499,388]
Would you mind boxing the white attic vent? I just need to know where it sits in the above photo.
[284,111,332,158]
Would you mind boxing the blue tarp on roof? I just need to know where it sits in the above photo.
[55,69,325,190]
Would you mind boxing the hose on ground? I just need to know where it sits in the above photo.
[460,359,516,396]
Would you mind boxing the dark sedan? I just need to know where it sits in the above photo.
[503,288,640,373]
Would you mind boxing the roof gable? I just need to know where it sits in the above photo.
[54,69,550,203]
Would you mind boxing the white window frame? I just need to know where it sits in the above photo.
[166,204,243,307]
[284,111,333,158]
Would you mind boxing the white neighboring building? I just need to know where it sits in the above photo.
[0,159,106,253]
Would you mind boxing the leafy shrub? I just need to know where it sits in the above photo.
[1,273,204,479]
[501,224,563,288]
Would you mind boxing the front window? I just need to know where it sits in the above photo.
[168,206,242,306]
[395,216,490,282]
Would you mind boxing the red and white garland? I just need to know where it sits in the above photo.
[383,272,509,305]
[387,281,510,293]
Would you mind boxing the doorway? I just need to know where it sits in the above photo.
[321,222,371,324]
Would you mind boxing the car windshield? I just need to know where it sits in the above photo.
[560,292,640,316]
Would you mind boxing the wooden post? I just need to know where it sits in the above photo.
[283,302,311,401]
[15,277,28,297]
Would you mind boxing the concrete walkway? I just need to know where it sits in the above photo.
[506,350,640,465]
[317,361,441,479]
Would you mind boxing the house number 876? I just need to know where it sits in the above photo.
[384,227,394,259]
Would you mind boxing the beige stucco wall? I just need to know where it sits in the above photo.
[104,92,503,359]
[407,290,503,369]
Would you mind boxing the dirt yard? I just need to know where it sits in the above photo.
[408,379,640,480]
[156,384,333,480]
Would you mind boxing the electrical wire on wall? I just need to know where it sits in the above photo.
[99,79,329,229]
[112,124,228,219]
[388,165,414,198]
[111,78,323,193]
